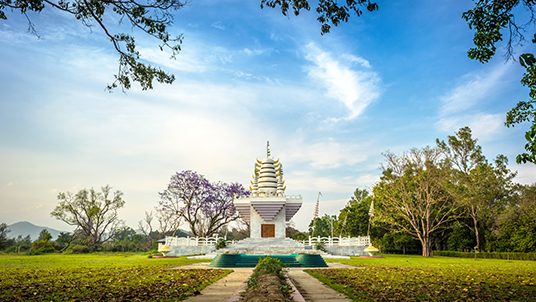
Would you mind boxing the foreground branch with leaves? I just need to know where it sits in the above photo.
[0,0,184,90]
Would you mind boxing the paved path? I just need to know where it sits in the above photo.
[178,262,355,302]
[182,267,253,302]
[287,269,352,302]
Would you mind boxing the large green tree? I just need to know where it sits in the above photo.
[336,188,371,237]
[494,184,536,252]
[437,127,516,251]
[51,185,125,248]
[309,214,338,237]
[373,147,460,257]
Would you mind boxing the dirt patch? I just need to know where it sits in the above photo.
[240,273,288,302]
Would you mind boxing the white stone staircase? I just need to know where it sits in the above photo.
[219,237,315,255]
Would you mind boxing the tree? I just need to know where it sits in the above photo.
[158,170,249,237]
[0,0,185,91]
[373,147,460,257]
[438,127,516,251]
[336,188,371,237]
[264,1,536,163]
[494,183,536,252]
[38,229,52,241]
[0,223,9,249]
[462,0,536,163]
[51,185,125,248]
[309,214,337,237]
[261,0,378,34]
[31,229,55,254]
[55,232,73,251]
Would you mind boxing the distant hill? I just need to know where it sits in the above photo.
[7,221,64,241]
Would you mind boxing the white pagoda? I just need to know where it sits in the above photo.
[234,142,302,239]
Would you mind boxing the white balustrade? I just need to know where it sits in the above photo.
[163,235,237,247]
[304,235,370,247]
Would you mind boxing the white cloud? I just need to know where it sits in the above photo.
[242,48,272,56]
[139,47,207,73]
[439,64,509,116]
[436,113,504,142]
[512,164,536,185]
[284,138,371,169]
[436,64,511,140]
[304,42,381,120]
[211,21,226,31]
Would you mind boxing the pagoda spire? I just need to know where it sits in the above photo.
[266,140,271,158]
[313,192,322,219]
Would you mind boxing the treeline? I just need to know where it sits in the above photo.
[309,127,536,256]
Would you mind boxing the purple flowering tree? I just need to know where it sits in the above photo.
[158,170,249,237]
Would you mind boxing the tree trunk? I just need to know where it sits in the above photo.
[421,236,432,257]
[473,217,480,252]
[471,208,480,251]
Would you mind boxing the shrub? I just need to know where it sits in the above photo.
[64,244,91,254]
[434,250,536,261]
[242,257,290,302]
[216,238,226,250]
[30,240,55,255]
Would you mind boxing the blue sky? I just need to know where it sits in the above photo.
[1,0,535,232]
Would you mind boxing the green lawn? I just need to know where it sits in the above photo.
[306,255,536,301]
[0,253,230,301]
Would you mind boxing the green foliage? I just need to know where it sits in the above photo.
[446,221,474,252]
[0,223,9,250]
[493,184,536,252]
[373,147,459,256]
[379,232,421,255]
[438,127,516,251]
[463,1,536,163]
[37,229,52,242]
[215,238,226,250]
[0,254,229,301]
[309,214,337,237]
[260,0,378,34]
[286,226,308,240]
[245,256,290,300]
[0,0,185,91]
[336,188,371,237]
[434,251,536,261]
[64,244,91,254]
[51,185,125,248]
[30,240,55,255]
[315,255,536,301]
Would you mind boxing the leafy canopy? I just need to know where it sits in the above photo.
[0,0,185,91]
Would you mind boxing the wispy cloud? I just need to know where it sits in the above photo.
[436,113,504,141]
[439,64,509,116]
[304,42,381,120]
[436,64,511,141]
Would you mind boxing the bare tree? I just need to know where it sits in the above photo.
[51,185,124,248]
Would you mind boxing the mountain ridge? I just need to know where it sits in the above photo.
[7,221,65,241]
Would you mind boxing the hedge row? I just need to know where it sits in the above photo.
[434,250,536,261]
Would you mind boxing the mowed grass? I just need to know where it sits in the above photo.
[0,253,230,301]
[306,255,536,302]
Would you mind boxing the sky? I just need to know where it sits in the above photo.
[1,0,535,232]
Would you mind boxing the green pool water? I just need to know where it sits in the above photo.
[209,253,328,268]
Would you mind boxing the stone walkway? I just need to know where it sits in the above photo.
[178,262,355,302]
[287,269,352,302]
[181,264,253,302]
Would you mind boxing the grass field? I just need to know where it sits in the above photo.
[306,255,536,301]
[0,253,230,301]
